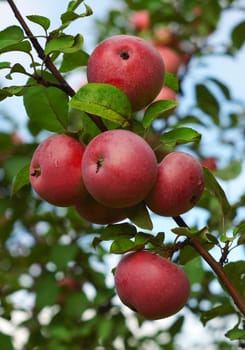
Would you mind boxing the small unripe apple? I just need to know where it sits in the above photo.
[87,35,165,111]
[82,129,158,208]
[115,250,190,320]
[129,10,150,32]
[30,134,87,207]
[155,45,182,74]
[75,193,126,225]
[146,151,204,216]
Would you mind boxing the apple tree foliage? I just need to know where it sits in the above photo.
[0,0,245,349]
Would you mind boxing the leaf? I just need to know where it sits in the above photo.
[35,274,59,309]
[143,100,178,127]
[224,261,245,298]
[60,2,93,30]
[0,86,26,101]
[0,333,14,350]
[70,83,132,127]
[60,50,89,72]
[214,160,242,180]
[164,72,179,92]
[0,40,32,54]
[0,61,11,69]
[208,78,231,100]
[226,325,245,341]
[182,256,205,285]
[125,202,153,230]
[203,167,231,216]
[5,63,26,80]
[23,85,69,132]
[11,163,30,195]
[64,292,89,318]
[196,84,220,124]
[93,223,137,248]
[0,25,24,49]
[110,238,136,254]
[231,21,245,50]
[160,127,201,147]
[201,303,235,325]
[45,34,83,55]
[26,15,51,31]
[50,244,79,270]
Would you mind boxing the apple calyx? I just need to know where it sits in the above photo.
[120,51,130,60]
[30,167,41,177]
[96,157,104,173]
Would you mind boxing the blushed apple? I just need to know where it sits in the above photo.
[129,10,150,32]
[114,250,190,320]
[146,151,204,216]
[30,134,87,207]
[75,192,126,225]
[82,129,158,208]
[87,35,165,111]
[155,45,182,74]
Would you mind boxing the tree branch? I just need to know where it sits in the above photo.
[7,0,107,132]
[173,216,245,317]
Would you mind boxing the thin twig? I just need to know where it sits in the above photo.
[173,216,245,317]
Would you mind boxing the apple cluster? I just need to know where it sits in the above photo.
[29,34,205,320]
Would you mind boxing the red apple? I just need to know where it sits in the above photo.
[82,129,158,208]
[146,151,204,216]
[30,134,87,207]
[115,250,190,320]
[129,10,150,32]
[155,45,182,74]
[201,157,217,171]
[153,26,174,46]
[75,193,126,225]
[87,35,165,111]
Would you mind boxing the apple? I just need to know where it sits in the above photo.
[75,192,126,225]
[153,26,174,46]
[129,10,150,32]
[87,35,165,111]
[155,45,182,74]
[201,157,217,171]
[30,134,87,207]
[114,250,190,320]
[146,151,204,217]
[82,129,158,208]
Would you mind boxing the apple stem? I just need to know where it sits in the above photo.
[173,215,245,317]
[30,168,41,177]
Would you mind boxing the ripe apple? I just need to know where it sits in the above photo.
[82,129,158,208]
[201,157,217,171]
[87,35,165,111]
[146,151,204,217]
[75,192,126,225]
[129,10,150,32]
[30,134,87,207]
[155,45,182,74]
[114,250,190,320]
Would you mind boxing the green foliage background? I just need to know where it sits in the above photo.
[0,0,245,349]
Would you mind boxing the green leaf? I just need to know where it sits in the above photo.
[0,61,11,69]
[0,86,26,101]
[203,167,231,216]
[45,34,83,55]
[5,63,26,80]
[201,303,235,325]
[160,127,201,147]
[23,85,69,132]
[0,25,24,49]
[196,84,220,124]
[70,83,132,127]
[214,160,242,180]
[35,274,59,309]
[225,325,245,340]
[110,238,135,254]
[60,50,89,72]
[224,261,245,298]
[143,100,178,127]
[0,333,14,350]
[50,244,79,270]
[125,202,153,230]
[64,292,89,318]
[231,21,245,50]
[208,78,231,100]
[93,223,137,248]
[182,257,205,285]
[26,15,51,31]
[0,40,32,54]
[11,163,30,195]
[60,2,93,30]
[164,72,179,92]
